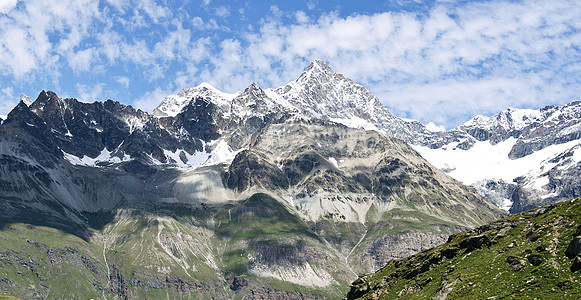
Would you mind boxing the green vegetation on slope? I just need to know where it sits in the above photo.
[346,198,581,299]
[0,195,349,299]
[0,293,20,300]
[0,224,106,299]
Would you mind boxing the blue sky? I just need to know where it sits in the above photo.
[0,0,579,129]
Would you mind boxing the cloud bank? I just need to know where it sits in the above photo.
[0,0,579,128]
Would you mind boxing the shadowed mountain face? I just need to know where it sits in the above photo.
[0,61,505,299]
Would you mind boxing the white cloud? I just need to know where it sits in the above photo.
[425,122,446,132]
[116,76,130,88]
[192,0,581,128]
[68,48,96,72]
[133,86,172,112]
[0,86,16,118]
[0,0,18,14]
[192,16,220,30]
[0,0,100,78]
[153,25,191,61]
[214,5,229,18]
[295,11,309,23]
[76,83,105,102]
[138,0,170,23]
[105,0,130,13]
[0,0,579,128]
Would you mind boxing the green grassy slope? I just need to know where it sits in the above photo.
[0,195,350,299]
[346,198,581,299]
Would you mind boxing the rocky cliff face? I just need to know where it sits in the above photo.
[0,61,504,299]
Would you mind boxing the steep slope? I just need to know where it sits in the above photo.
[152,61,581,215]
[345,197,581,300]
[228,119,503,274]
[0,61,505,299]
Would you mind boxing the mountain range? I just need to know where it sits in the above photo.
[0,60,578,299]
[152,60,581,215]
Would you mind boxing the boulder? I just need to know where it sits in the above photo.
[506,256,528,271]
[566,236,581,259]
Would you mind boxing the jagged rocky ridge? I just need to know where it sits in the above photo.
[0,61,504,299]
[345,197,581,299]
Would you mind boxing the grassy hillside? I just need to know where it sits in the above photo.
[0,195,349,299]
[346,198,581,299]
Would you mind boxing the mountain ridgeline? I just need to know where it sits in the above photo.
[0,61,510,299]
[412,101,581,214]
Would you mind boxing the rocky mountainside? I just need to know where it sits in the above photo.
[152,60,581,215]
[412,102,581,213]
[0,61,504,299]
[154,60,432,143]
[345,197,581,300]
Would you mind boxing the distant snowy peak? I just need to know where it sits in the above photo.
[153,82,238,117]
[414,101,581,152]
[415,100,581,213]
[462,108,543,132]
[459,101,581,136]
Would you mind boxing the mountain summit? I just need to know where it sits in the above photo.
[151,61,581,215]
[0,60,504,299]
[154,60,422,138]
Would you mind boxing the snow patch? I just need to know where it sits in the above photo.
[164,139,242,170]
[20,94,32,106]
[413,138,581,186]
[163,149,210,169]
[573,146,581,163]
[328,157,339,168]
[63,148,131,167]
[425,122,446,132]
[523,175,550,192]
[558,122,581,137]
[205,139,241,165]
[330,116,380,132]
[124,116,146,134]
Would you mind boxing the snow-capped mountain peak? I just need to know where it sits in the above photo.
[414,100,581,213]
[461,107,543,133]
[270,60,395,128]
[296,59,340,83]
[153,60,400,136]
[153,82,238,117]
